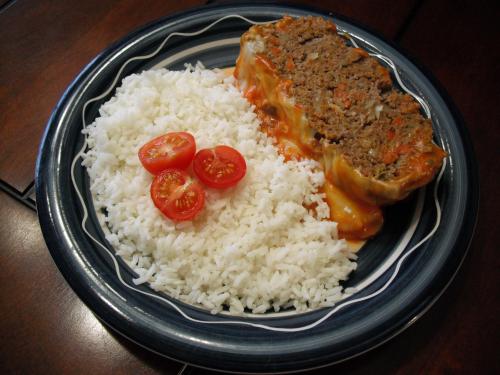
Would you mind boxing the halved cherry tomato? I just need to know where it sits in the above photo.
[150,168,205,221]
[138,132,196,174]
[193,145,246,189]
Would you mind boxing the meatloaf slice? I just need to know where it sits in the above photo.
[235,16,446,207]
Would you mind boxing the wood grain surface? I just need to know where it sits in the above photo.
[1,0,498,374]
[0,0,206,191]
[0,191,185,375]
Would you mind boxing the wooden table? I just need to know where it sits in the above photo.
[1,0,498,373]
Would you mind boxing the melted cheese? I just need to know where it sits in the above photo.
[234,46,383,240]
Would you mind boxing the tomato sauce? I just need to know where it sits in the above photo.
[233,54,383,242]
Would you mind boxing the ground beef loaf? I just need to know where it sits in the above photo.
[248,16,443,181]
[236,15,446,215]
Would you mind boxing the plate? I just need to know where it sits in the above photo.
[35,4,478,373]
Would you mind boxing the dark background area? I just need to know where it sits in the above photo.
[1,0,498,374]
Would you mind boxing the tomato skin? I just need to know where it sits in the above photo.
[193,145,247,189]
[150,168,205,221]
[138,132,196,175]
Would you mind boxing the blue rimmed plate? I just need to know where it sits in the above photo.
[35,3,478,373]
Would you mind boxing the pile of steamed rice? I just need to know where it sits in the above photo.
[82,64,357,315]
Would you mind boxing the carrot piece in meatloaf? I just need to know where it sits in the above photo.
[235,16,446,238]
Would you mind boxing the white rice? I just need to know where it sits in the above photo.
[82,64,357,315]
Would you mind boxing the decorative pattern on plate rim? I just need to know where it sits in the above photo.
[71,14,447,332]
